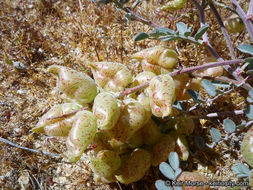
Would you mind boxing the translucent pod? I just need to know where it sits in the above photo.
[137,93,152,115]
[66,110,97,162]
[250,170,253,187]
[177,172,210,190]
[115,148,152,184]
[141,119,161,146]
[89,150,121,178]
[93,174,116,184]
[132,46,178,75]
[174,116,195,136]
[161,0,187,11]
[173,73,190,101]
[32,103,82,134]
[133,71,156,95]
[149,74,176,118]
[193,57,223,77]
[91,131,112,154]
[108,98,148,142]
[224,14,245,34]
[92,92,120,130]
[108,139,131,154]
[89,62,132,92]
[241,126,253,167]
[48,65,97,105]
[151,134,175,166]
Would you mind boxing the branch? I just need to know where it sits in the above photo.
[231,0,253,41]
[0,137,61,159]
[117,59,244,97]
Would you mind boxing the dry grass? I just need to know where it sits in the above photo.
[0,0,252,189]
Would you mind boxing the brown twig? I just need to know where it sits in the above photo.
[0,137,61,159]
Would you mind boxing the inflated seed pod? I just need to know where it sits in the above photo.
[66,110,97,162]
[141,119,161,146]
[89,62,132,92]
[93,174,116,184]
[151,134,176,166]
[132,46,178,75]
[137,93,151,114]
[249,170,253,187]
[92,92,120,130]
[161,0,187,11]
[177,172,210,190]
[32,103,82,134]
[173,73,190,101]
[170,131,189,161]
[48,65,97,105]
[127,129,143,148]
[108,139,130,154]
[115,148,152,184]
[241,126,253,167]
[149,74,176,118]
[89,150,121,178]
[133,71,156,94]
[224,14,245,34]
[174,116,195,136]
[108,98,148,142]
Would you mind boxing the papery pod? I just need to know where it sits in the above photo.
[94,174,117,184]
[151,134,175,166]
[137,93,152,115]
[93,92,120,130]
[127,129,143,148]
[108,98,148,142]
[48,65,97,105]
[141,119,161,146]
[149,74,176,118]
[224,14,245,34]
[177,172,210,190]
[89,150,121,178]
[66,110,97,162]
[174,116,195,136]
[161,0,187,11]
[115,148,151,184]
[108,139,130,154]
[91,131,112,155]
[132,46,178,75]
[173,73,190,101]
[133,71,156,95]
[89,62,132,92]
[241,126,253,167]
[32,103,82,134]
[193,57,223,77]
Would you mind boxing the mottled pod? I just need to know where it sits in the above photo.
[48,65,97,105]
[66,110,97,162]
[161,0,187,11]
[93,92,120,130]
[149,74,176,118]
[241,126,253,167]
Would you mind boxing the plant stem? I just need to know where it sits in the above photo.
[208,1,235,59]
[0,137,61,158]
[231,0,253,41]
[47,107,89,121]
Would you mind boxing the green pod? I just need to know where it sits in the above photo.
[115,148,151,184]
[241,126,253,167]
[134,71,156,95]
[127,129,143,148]
[89,62,132,92]
[151,134,175,166]
[132,46,178,75]
[90,150,121,178]
[149,74,176,118]
[250,170,253,187]
[93,92,120,130]
[170,131,189,161]
[224,14,245,34]
[66,110,97,162]
[161,0,187,11]
[32,103,82,134]
[93,174,117,184]
[141,119,161,146]
[174,116,195,136]
[48,65,97,105]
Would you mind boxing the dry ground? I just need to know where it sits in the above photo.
[0,0,252,189]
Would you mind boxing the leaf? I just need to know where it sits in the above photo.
[245,57,253,63]
[223,118,236,133]
[246,69,253,75]
[211,80,231,88]
[159,162,175,180]
[149,27,176,37]
[246,105,253,119]
[125,13,132,22]
[155,180,172,190]
[169,152,180,170]
[232,163,250,178]
[134,32,149,41]
[202,79,217,96]
[237,44,253,56]
[187,89,200,103]
[210,128,221,143]
[174,187,183,190]
[194,136,205,149]
[176,22,191,36]
[194,24,209,41]
[247,89,253,103]
[175,168,182,179]
[173,100,184,111]
[249,89,253,99]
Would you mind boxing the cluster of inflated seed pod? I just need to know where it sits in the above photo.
[32,46,220,184]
